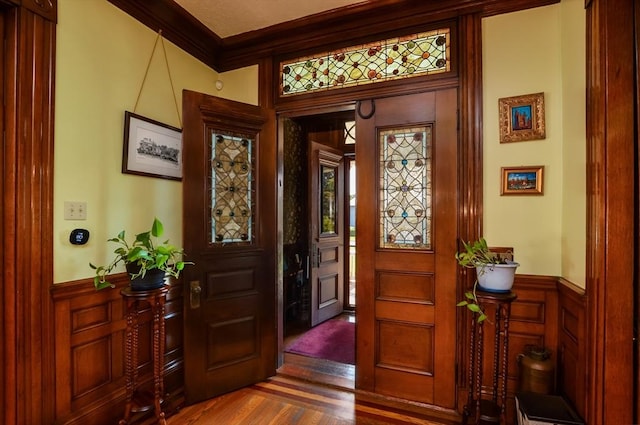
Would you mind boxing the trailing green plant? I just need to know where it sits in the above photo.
[456,281,488,322]
[455,237,506,268]
[90,217,192,290]
[455,237,509,322]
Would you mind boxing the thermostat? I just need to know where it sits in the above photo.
[70,228,90,245]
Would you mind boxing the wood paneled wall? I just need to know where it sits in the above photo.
[556,278,587,418]
[459,275,586,424]
[51,277,184,425]
[50,273,585,425]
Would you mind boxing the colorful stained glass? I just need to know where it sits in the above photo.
[379,126,432,249]
[280,28,450,96]
[210,132,253,244]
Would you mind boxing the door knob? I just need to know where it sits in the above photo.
[190,280,202,309]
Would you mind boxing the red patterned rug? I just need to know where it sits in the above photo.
[285,318,355,365]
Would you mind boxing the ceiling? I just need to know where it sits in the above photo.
[172,0,368,38]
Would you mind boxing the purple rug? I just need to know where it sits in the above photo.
[285,319,355,365]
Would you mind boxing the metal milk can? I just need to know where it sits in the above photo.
[517,345,555,394]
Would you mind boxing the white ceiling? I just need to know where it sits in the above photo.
[173,0,368,38]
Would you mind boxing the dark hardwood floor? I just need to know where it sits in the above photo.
[164,313,460,424]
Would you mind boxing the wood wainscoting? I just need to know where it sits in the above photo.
[556,278,587,417]
[459,274,587,424]
[50,274,585,425]
[498,275,587,423]
[51,276,184,425]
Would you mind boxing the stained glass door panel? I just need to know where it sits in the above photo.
[210,133,253,244]
[379,126,432,249]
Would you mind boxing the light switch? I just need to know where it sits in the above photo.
[64,201,87,220]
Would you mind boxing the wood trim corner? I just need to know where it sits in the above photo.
[2,5,56,424]
[106,0,221,71]
[585,0,635,423]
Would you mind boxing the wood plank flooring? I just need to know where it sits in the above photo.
[167,373,460,425]
[164,313,460,424]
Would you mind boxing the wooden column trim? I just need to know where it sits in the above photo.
[585,0,635,423]
[456,13,483,411]
[2,4,56,424]
[458,14,483,248]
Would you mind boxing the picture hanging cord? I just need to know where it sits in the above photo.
[133,29,182,128]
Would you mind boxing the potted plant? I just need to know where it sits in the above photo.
[455,237,519,322]
[90,217,192,291]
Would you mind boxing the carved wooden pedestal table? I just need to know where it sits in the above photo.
[462,290,517,424]
[119,285,169,425]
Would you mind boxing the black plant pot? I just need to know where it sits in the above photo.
[126,263,166,291]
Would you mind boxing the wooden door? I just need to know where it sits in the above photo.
[181,90,277,404]
[309,142,345,326]
[356,89,458,407]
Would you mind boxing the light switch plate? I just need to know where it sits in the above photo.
[64,201,87,220]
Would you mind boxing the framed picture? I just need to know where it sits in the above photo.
[501,166,544,195]
[498,92,546,143]
[122,111,183,180]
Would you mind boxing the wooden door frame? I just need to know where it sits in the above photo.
[270,21,485,396]
[584,1,636,423]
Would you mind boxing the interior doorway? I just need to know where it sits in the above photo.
[280,110,356,385]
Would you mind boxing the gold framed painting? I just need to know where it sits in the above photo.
[498,92,546,143]
[501,166,544,196]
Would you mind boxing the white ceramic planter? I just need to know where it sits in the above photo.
[475,262,519,293]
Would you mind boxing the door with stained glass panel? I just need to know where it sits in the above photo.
[181,91,276,404]
[355,89,458,408]
[309,142,344,326]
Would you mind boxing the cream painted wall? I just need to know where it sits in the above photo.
[560,0,586,286]
[482,1,586,286]
[54,0,258,283]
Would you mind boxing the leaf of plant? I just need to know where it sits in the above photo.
[152,217,164,238]
[467,303,482,313]
[457,301,468,307]
[156,245,170,255]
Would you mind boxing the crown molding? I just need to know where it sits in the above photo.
[108,0,559,72]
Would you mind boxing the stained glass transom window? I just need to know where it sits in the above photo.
[379,126,432,249]
[280,28,450,96]
[210,132,253,244]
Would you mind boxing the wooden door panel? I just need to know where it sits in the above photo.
[378,321,434,372]
[182,90,276,404]
[378,272,435,302]
[309,143,345,325]
[356,89,458,408]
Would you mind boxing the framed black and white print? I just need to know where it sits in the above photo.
[122,111,183,180]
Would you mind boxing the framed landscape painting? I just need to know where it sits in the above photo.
[501,166,544,195]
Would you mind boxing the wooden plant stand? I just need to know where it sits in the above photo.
[119,285,169,425]
[462,290,517,424]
